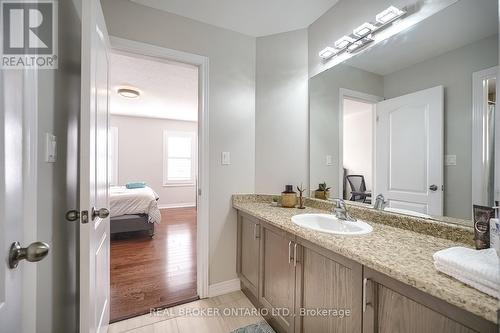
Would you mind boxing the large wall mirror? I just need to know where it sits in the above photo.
[309,0,498,224]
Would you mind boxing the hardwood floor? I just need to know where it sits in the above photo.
[110,207,198,322]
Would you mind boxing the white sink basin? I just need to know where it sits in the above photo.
[384,207,432,219]
[291,214,373,235]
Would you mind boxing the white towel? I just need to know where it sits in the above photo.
[433,247,499,298]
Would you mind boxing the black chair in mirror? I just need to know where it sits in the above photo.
[345,175,371,204]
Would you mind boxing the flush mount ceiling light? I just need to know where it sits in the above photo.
[117,87,140,98]
[319,47,337,60]
[334,36,355,50]
[376,5,406,24]
[353,22,377,37]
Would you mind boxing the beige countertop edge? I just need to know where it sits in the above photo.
[232,202,498,324]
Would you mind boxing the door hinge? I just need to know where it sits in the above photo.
[198,188,202,196]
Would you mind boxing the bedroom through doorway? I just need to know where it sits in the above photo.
[107,50,199,322]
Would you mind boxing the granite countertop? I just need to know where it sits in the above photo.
[232,194,498,324]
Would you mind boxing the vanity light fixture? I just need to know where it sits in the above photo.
[117,87,140,98]
[319,47,337,60]
[353,22,377,37]
[318,5,405,61]
[376,5,406,24]
[334,36,355,50]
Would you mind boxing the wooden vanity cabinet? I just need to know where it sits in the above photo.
[362,268,497,333]
[259,222,297,333]
[237,212,261,304]
[236,212,497,333]
[255,220,363,333]
[294,238,363,333]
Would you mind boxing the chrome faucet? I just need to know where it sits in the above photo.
[373,194,387,211]
[331,198,357,222]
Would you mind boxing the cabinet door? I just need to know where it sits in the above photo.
[295,241,363,333]
[237,212,260,302]
[259,224,296,333]
[363,268,495,333]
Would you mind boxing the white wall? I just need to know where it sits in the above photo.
[110,115,197,208]
[343,99,373,196]
[255,29,309,194]
[102,0,256,285]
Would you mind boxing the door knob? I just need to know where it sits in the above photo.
[9,241,50,269]
[429,184,438,191]
[92,207,110,220]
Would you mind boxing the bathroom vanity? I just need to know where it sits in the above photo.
[233,195,498,333]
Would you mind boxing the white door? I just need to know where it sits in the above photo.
[375,86,444,216]
[80,0,111,332]
[0,69,41,333]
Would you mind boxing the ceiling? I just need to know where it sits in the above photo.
[130,0,339,37]
[109,52,198,122]
[346,0,497,76]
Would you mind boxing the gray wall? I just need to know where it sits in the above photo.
[36,0,81,331]
[101,0,256,285]
[110,115,197,208]
[384,35,498,218]
[309,64,383,196]
[255,29,309,194]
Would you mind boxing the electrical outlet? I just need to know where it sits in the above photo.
[326,155,333,166]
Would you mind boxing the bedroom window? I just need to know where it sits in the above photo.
[163,131,196,186]
[109,126,119,186]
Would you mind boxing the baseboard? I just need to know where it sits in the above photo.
[208,278,241,298]
[158,203,196,209]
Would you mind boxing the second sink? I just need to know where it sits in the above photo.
[291,213,373,235]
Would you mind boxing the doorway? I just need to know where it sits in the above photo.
[107,49,201,322]
[338,89,381,202]
[342,98,375,203]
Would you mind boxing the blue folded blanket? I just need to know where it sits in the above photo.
[126,182,146,189]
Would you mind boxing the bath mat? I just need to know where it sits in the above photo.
[231,321,275,333]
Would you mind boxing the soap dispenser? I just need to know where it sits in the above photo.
[281,185,297,208]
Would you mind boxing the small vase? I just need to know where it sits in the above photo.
[314,190,330,200]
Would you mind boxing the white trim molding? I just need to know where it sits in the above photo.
[208,279,241,298]
[110,36,210,299]
[472,66,498,206]
[158,203,196,209]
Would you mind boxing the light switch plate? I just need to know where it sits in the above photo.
[445,155,456,166]
[45,133,57,163]
[221,151,231,165]
[326,155,333,166]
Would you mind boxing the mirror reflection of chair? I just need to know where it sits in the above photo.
[345,175,371,203]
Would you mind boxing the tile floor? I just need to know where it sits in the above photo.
[108,291,266,333]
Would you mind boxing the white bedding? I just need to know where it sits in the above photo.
[110,186,161,224]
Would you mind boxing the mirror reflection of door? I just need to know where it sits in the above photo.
[375,86,444,216]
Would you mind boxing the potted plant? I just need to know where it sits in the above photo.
[315,182,331,200]
[271,196,280,207]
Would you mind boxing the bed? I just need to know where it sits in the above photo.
[110,186,161,237]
